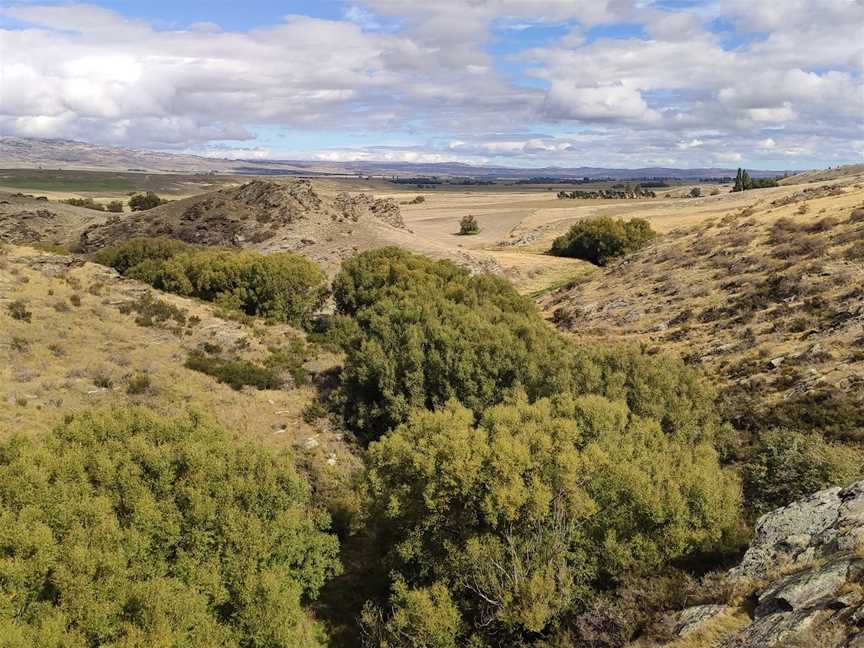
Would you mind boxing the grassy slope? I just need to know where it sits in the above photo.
[0,245,343,449]
[540,170,864,426]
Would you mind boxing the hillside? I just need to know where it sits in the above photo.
[73,179,506,274]
[0,244,349,458]
[0,191,112,247]
[2,136,792,180]
[541,170,864,439]
[781,164,864,186]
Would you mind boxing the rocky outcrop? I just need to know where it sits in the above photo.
[731,481,864,583]
[78,180,407,252]
[663,482,864,647]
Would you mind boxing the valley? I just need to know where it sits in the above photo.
[3,162,864,647]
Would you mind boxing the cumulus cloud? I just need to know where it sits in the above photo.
[0,0,861,167]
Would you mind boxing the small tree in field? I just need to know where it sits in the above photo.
[458,214,480,235]
[689,187,702,198]
[129,192,166,211]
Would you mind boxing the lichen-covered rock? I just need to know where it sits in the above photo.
[675,604,728,636]
[722,607,830,648]
[755,557,854,616]
[718,481,864,647]
[647,482,864,647]
[730,482,864,582]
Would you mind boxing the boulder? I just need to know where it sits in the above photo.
[675,604,728,636]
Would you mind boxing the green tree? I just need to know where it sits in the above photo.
[129,192,166,211]
[549,217,656,265]
[0,407,340,647]
[363,396,740,642]
[94,239,328,327]
[458,215,480,235]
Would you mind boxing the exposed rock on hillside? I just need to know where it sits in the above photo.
[78,180,406,253]
[0,192,110,246]
[653,481,864,647]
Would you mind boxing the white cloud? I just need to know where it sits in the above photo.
[543,82,659,123]
[0,1,860,167]
[715,151,743,163]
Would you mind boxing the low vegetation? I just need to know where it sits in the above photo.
[94,237,327,327]
[128,191,168,211]
[458,214,480,235]
[185,350,285,390]
[0,407,340,647]
[557,186,657,199]
[550,216,657,265]
[62,197,107,211]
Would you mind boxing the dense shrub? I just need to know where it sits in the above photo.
[95,238,327,327]
[93,237,193,274]
[62,197,105,211]
[333,248,716,443]
[118,292,187,329]
[128,192,167,211]
[106,200,124,213]
[333,249,574,440]
[362,396,740,643]
[0,408,340,647]
[743,429,860,516]
[762,388,864,442]
[185,351,285,391]
[550,217,656,265]
[458,214,480,235]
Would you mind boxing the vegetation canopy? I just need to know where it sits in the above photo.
[361,396,741,644]
[0,407,340,648]
[550,217,656,265]
[94,237,327,327]
[331,248,721,447]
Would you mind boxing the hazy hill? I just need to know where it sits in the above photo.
[1,135,792,180]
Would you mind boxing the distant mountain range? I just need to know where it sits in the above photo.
[0,136,793,180]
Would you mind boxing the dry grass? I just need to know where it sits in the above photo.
[630,609,750,648]
[539,171,864,422]
[0,245,337,454]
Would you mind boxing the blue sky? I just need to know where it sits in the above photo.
[1,1,862,169]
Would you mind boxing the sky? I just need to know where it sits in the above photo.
[0,1,862,169]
